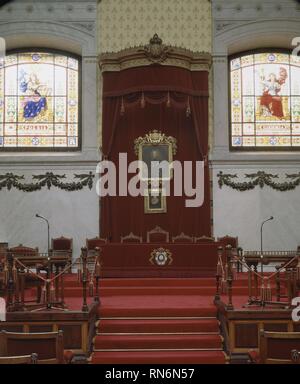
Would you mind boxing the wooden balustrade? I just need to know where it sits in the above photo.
[225,245,234,310]
[94,247,101,304]
[6,253,14,312]
[81,247,89,312]
[214,246,223,301]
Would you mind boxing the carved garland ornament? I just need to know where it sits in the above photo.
[217,171,300,192]
[0,172,94,192]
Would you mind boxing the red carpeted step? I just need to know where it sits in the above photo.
[100,278,218,287]
[98,318,220,333]
[99,307,217,318]
[55,286,249,297]
[94,334,223,350]
[61,276,250,289]
[97,294,218,318]
[62,286,207,295]
[62,286,223,296]
[90,350,226,364]
[88,275,227,364]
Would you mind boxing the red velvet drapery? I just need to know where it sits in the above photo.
[100,65,211,242]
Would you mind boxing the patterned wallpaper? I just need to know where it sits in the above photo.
[98,0,212,54]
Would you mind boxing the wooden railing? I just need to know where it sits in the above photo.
[215,246,300,310]
[2,247,102,313]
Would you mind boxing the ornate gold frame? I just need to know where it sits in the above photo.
[144,189,167,214]
[134,130,177,181]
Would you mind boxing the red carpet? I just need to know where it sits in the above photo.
[89,277,228,364]
[91,350,226,364]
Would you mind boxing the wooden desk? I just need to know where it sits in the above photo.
[13,253,70,269]
[99,242,220,278]
[10,253,71,311]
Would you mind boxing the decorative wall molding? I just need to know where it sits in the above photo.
[215,21,240,33]
[217,171,300,191]
[66,21,96,34]
[99,34,211,72]
[0,172,95,192]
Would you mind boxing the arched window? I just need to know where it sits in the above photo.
[230,50,300,150]
[0,50,80,151]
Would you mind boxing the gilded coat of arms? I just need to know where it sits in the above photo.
[150,248,173,266]
[143,34,171,63]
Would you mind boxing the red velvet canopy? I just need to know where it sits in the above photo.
[100,65,210,242]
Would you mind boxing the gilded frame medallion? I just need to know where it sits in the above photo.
[144,188,167,214]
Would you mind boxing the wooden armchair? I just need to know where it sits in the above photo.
[121,232,143,244]
[217,235,240,272]
[86,237,107,250]
[0,330,72,364]
[249,331,300,364]
[51,237,73,273]
[0,244,7,293]
[172,232,193,243]
[194,235,215,243]
[147,226,169,243]
[0,353,38,364]
[217,235,238,249]
[52,236,73,258]
[10,244,39,258]
[86,237,107,260]
[0,243,8,270]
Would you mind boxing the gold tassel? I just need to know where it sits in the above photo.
[141,92,146,108]
[50,283,55,303]
[166,91,171,108]
[3,263,8,285]
[41,284,47,303]
[95,261,101,278]
[89,277,94,297]
[261,277,272,302]
[217,260,222,276]
[77,264,82,283]
[12,261,17,283]
[120,97,125,115]
[186,97,191,118]
[225,262,228,280]
[231,262,237,281]
[221,278,227,294]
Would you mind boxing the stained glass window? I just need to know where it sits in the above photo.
[0,51,80,150]
[230,51,300,149]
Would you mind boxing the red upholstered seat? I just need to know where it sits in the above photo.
[249,331,300,364]
[9,244,39,257]
[121,232,142,244]
[217,235,240,272]
[172,232,193,243]
[86,237,107,251]
[194,236,215,243]
[0,243,8,266]
[52,237,73,252]
[0,330,71,364]
[217,235,238,249]
[147,226,169,243]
